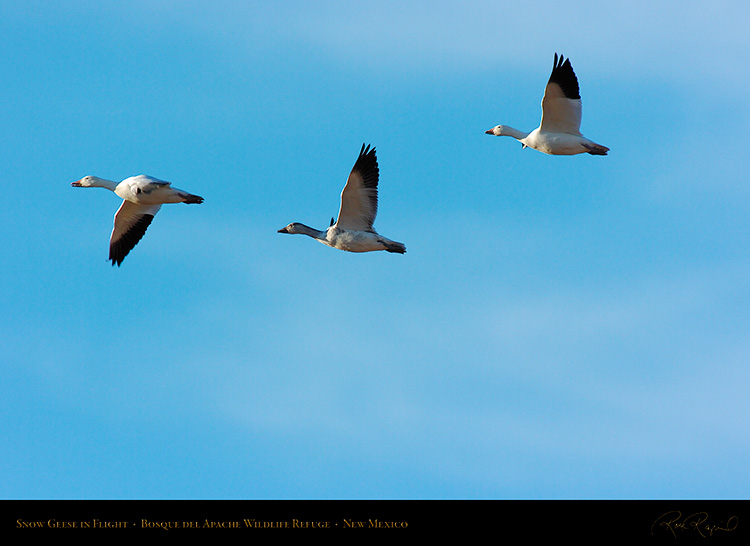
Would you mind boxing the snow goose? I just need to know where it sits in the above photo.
[278,144,406,254]
[71,174,204,266]
[485,53,609,155]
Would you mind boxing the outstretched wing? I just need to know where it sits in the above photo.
[109,200,162,266]
[540,53,583,135]
[335,144,379,231]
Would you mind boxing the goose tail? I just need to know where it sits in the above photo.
[583,142,609,156]
[382,239,406,254]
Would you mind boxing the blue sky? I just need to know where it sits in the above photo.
[1,1,749,499]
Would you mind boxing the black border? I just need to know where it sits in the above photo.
[4,500,748,540]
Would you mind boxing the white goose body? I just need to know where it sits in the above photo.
[278,144,406,254]
[283,223,404,253]
[485,53,609,156]
[71,174,204,266]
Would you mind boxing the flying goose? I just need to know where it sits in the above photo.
[71,174,204,266]
[278,144,406,254]
[485,53,609,155]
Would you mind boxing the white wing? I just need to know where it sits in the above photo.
[109,200,162,266]
[539,54,583,135]
[335,144,379,231]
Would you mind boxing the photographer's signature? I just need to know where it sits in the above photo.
[651,511,738,538]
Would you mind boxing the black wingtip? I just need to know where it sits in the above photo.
[548,52,580,100]
[359,143,376,158]
[352,143,379,191]
[553,52,567,70]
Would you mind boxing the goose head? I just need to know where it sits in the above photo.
[277,223,302,234]
[277,223,324,238]
[485,125,505,136]
[71,175,104,187]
